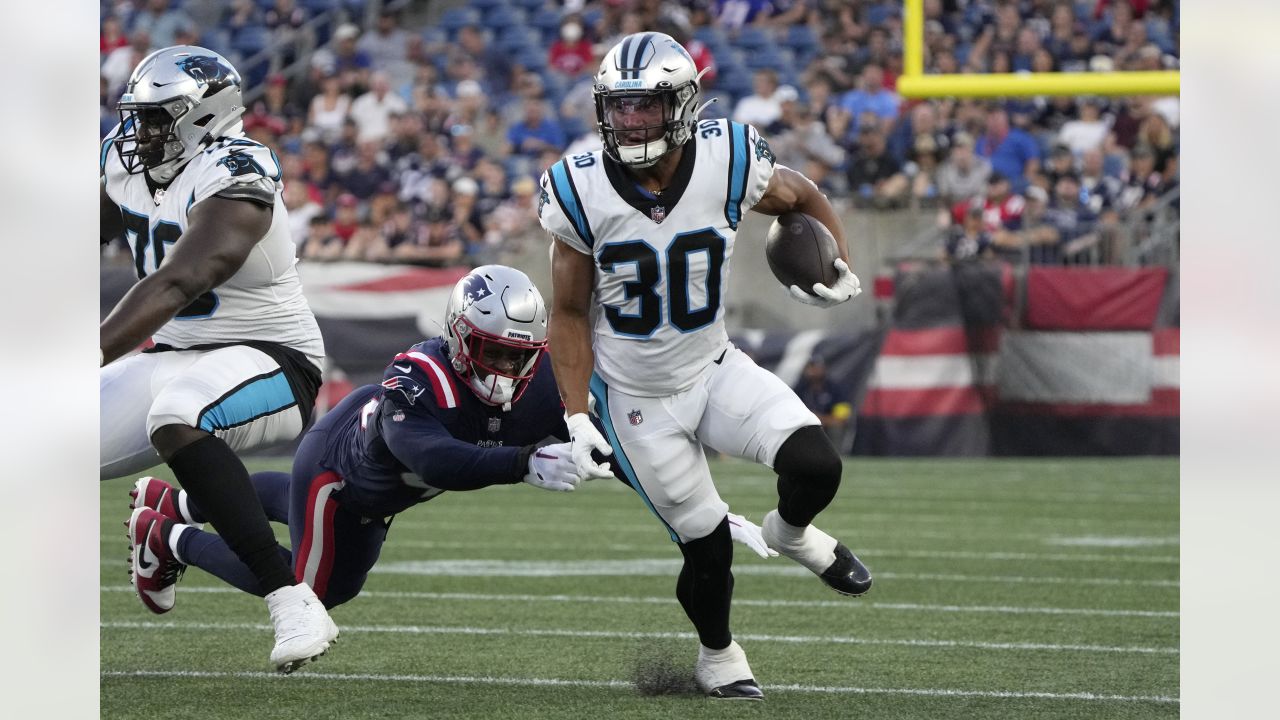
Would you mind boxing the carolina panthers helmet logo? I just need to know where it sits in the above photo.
[176,55,239,98]
[538,187,550,217]
[216,150,266,177]
[458,274,493,311]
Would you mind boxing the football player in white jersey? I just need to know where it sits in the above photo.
[100,47,337,673]
[541,32,871,700]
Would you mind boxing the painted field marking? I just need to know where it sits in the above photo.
[99,669,1178,704]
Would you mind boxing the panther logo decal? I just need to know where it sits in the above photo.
[175,55,239,98]
[216,150,266,178]
[754,136,775,166]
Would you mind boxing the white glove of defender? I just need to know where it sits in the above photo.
[524,442,580,492]
[565,412,615,481]
[789,258,863,308]
[728,513,778,559]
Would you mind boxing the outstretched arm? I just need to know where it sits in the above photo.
[99,196,270,364]
[751,164,851,267]
[548,238,597,417]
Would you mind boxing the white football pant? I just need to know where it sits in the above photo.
[590,345,820,542]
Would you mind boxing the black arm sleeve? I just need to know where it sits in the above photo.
[380,403,534,491]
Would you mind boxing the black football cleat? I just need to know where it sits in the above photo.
[819,543,873,597]
[707,679,765,701]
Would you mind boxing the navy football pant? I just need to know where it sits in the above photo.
[177,428,391,609]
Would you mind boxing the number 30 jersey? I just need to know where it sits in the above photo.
[101,125,325,361]
[539,119,776,396]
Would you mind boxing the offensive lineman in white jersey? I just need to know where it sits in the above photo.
[541,32,871,700]
[100,47,337,673]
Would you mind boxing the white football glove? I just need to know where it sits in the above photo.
[789,258,863,308]
[727,513,778,559]
[524,442,580,492]
[565,412,615,481]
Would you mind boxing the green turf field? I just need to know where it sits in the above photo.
[100,458,1178,719]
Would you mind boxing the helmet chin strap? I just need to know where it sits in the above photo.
[617,137,669,167]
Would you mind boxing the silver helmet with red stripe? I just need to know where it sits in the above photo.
[444,265,549,407]
[593,32,703,168]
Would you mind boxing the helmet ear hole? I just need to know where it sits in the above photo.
[192,114,214,127]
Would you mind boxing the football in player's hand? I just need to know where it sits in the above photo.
[764,212,840,295]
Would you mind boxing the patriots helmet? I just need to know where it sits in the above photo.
[115,46,245,183]
[593,32,703,168]
[444,266,549,407]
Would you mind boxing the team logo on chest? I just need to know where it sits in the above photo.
[488,417,501,433]
[628,409,644,426]
[649,205,666,224]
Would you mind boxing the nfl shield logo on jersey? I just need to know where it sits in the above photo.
[628,409,644,426]
[488,417,501,433]
[649,205,666,223]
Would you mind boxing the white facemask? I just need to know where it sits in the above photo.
[561,23,583,42]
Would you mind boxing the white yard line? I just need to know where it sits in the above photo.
[100,587,1176,618]
[99,669,1178,704]
[100,619,1177,655]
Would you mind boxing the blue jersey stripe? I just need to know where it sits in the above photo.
[549,160,594,248]
[724,122,749,229]
[197,371,296,432]
[589,373,679,542]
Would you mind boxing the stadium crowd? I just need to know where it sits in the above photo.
[101,0,1179,267]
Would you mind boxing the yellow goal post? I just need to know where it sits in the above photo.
[895,0,1179,98]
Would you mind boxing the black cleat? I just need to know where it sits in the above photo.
[707,679,764,701]
[819,543,873,597]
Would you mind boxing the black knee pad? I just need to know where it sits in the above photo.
[774,425,842,486]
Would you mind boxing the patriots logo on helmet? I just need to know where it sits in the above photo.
[175,55,238,98]
[382,376,426,406]
[216,150,266,178]
[458,274,493,311]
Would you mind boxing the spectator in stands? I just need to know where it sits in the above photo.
[978,171,1025,235]
[1044,173,1101,260]
[1079,148,1123,217]
[1136,110,1177,176]
[549,15,596,77]
[975,105,1041,193]
[792,357,852,451]
[456,24,511,95]
[1058,96,1111,155]
[838,63,899,140]
[263,0,310,66]
[321,23,373,92]
[300,214,339,261]
[1041,143,1077,190]
[714,0,774,30]
[1116,144,1162,212]
[129,0,192,50]
[350,72,409,145]
[448,177,486,258]
[767,92,846,193]
[284,180,324,251]
[506,99,567,158]
[935,132,991,206]
[361,202,421,264]
[945,204,994,261]
[359,8,412,74]
[394,205,466,267]
[906,133,942,204]
[308,69,352,144]
[222,0,261,35]
[663,21,718,87]
[101,15,128,56]
[335,140,393,201]
[101,28,151,96]
[990,184,1060,262]
[484,176,542,255]
[733,70,791,129]
[846,124,908,207]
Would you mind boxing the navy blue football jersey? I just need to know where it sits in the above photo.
[312,338,568,518]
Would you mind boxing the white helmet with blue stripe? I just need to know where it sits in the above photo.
[593,32,704,168]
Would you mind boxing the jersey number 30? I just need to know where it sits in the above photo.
[597,228,725,337]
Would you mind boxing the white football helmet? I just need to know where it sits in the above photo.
[115,46,246,183]
[444,266,549,407]
[593,32,704,168]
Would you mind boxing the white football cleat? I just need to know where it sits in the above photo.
[762,510,873,596]
[694,641,763,700]
[266,583,340,673]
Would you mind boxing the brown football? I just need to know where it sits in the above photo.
[764,212,839,295]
